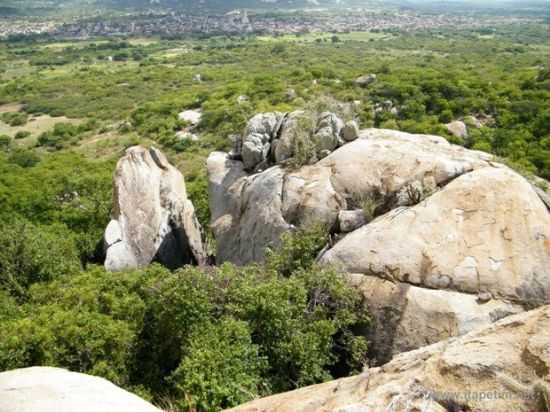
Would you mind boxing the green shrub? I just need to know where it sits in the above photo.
[0,305,135,386]
[14,130,31,139]
[7,149,40,168]
[1,112,28,127]
[0,135,11,150]
[266,224,329,277]
[170,319,267,411]
[0,219,80,299]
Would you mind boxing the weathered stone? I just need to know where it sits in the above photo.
[225,305,550,412]
[338,210,366,233]
[347,274,523,364]
[445,120,468,139]
[241,112,285,170]
[0,367,161,412]
[341,120,359,142]
[313,111,344,151]
[104,146,206,271]
[210,129,493,266]
[321,167,550,306]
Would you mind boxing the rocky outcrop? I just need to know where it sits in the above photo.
[0,367,162,412]
[209,128,492,266]
[238,110,355,172]
[241,112,286,170]
[209,126,550,360]
[104,146,206,271]
[320,166,550,307]
[347,274,523,364]
[225,305,550,412]
[341,120,359,142]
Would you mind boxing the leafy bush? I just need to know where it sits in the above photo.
[170,318,267,411]
[266,224,329,277]
[0,134,11,150]
[0,219,80,299]
[1,112,28,126]
[14,130,31,139]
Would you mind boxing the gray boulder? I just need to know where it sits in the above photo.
[0,367,161,412]
[208,128,491,267]
[445,120,468,139]
[341,120,359,142]
[313,111,344,153]
[355,73,377,87]
[104,146,207,271]
[338,210,366,233]
[241,112,285,170]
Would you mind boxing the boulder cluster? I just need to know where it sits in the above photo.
[79,110,550,412]
[236,111,359,172]
[209,126,550,363]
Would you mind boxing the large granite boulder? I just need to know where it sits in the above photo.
[209,129,492,266]
[208,128,550,360]
[225,305,550,412]
[104,146,206,271]
[320,166,550,307]
[347,274,523,364]
[0,367,161,412]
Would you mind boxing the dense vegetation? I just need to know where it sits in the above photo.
[1,20,550,411]
[0,156,369,410]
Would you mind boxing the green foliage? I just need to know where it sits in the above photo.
[170,319,267,411]
[0,219,80,299]
[266,224,329,277]
[37,121,96,150]
[0,250,368,412]
[1,111,28,126]
[0,305,135,385]
[7,148,40,167]
[0,134,11,150]
[14,130,31,139]
[0,152,113,262]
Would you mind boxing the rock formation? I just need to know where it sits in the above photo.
[104,146,206,271]
[0,367,162,412]
[225,305,550,412]
[208,126,550,360]
[445,120,468,139]
[238,110,354,172]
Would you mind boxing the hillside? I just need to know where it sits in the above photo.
[0,6,550,412]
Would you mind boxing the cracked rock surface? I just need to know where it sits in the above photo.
[104,146,207,271]
[208,128,550,360]
[225,305,550,412]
